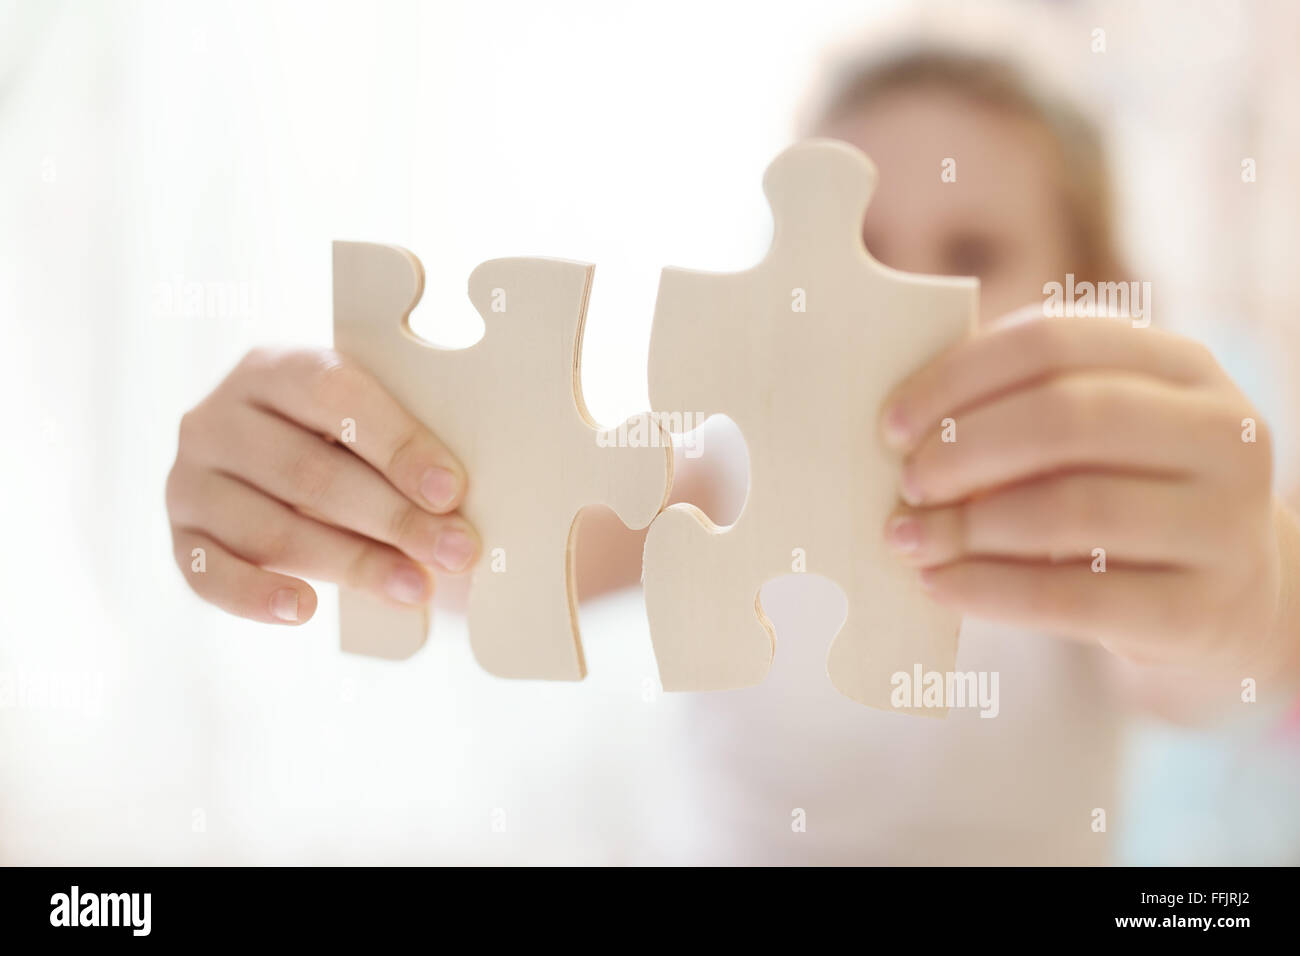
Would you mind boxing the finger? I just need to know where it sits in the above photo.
[170,468,439,605]
[171,527,318,625]
[881,316,1216,451]
[899,372,1233,506]
[885,472,1224,568]
[918,558,1200,656]
[197,404,480,572]
[233,348,467,513]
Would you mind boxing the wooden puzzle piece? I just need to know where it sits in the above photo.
[333,243,672,678]
[642,139,978,713]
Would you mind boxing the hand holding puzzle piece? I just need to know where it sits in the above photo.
[333,139,977,713]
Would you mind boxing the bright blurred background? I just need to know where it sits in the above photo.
[2,0,1299,864]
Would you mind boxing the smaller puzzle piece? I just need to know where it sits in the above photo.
[642,139,978,713]
[333,243,672,678]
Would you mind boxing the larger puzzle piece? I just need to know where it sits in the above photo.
[333,243,672,677]
[643,139,978,714]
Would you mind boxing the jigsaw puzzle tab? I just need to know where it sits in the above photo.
[333,242,672,679]
[642,139,978,713]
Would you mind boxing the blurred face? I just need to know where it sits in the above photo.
[819,86,1076,324]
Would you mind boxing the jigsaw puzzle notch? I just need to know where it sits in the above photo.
[333,245,672,680]
[642,139,977,712]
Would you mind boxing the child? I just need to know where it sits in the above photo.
[166,45,1300,862]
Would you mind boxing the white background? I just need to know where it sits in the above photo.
[2,0,1299,862]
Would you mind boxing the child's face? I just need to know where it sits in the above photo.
[820,87,1077,325]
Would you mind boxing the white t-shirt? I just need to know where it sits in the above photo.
[643,576,1122,864]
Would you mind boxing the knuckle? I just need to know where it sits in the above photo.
[388,502,425,549]
[306,351,364,411]
[252,519,295,567]
[1188,339,1216,371]
[164,464,186,519]
[235,346,277,377]
[177,397,229,459]
[177,408,204,451]
[386,429,421,476]
[289,447,336,506]
[345,541,379,591]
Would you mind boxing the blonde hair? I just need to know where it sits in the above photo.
[811,46,1124,284]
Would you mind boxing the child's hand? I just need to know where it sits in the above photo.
[881,314,1297,676]
[166,348,480,624]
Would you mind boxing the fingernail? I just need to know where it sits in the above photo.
[385,565,430,604]
[270,588,300,622]
[433,530,476,573]
[882,403,910,447]
[420,467,460,511]
[887,516,922,553]
[900,464,923,506]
